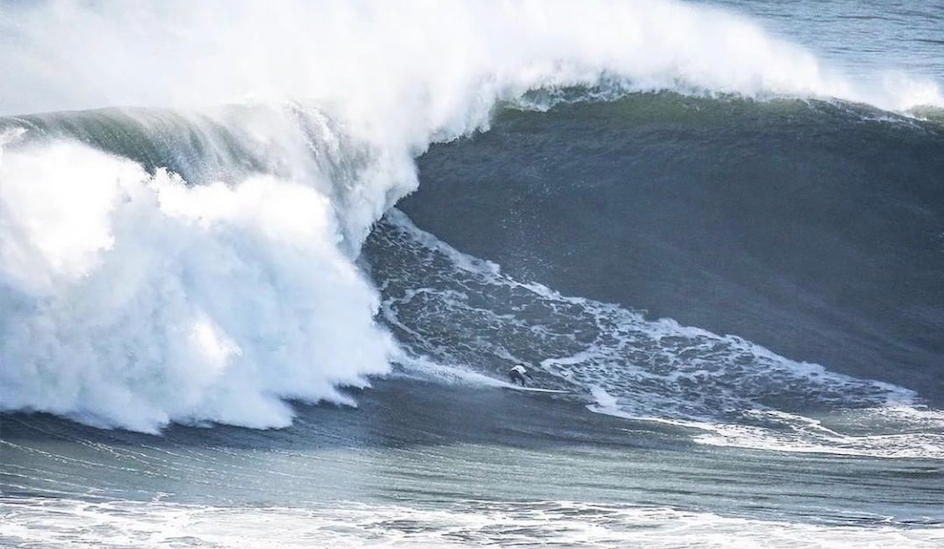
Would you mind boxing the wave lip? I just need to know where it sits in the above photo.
[2,0,941,118]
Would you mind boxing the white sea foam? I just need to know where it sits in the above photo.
[2,498,942,548]
[0,141,395,432]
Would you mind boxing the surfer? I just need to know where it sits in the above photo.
[508,364,533,386]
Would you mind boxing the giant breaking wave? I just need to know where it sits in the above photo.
[1,0,942,432]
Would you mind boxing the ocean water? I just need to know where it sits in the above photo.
[1,0,943,547]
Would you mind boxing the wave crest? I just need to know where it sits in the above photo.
[2,0,941,118]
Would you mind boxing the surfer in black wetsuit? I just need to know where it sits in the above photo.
[508,364,533,386]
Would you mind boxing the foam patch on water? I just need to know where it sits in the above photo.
[2,497,942,548]
[369,210,944,460]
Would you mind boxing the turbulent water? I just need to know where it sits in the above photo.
[1,0,943,547]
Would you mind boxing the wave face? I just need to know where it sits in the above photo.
[400,95,944,403]
[366,205,944,459]
[1,0,943,434]
[370,95,944,460]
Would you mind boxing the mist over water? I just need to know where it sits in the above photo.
[711,0,944,81]
[1,0,943,547]
[3,0,943,116]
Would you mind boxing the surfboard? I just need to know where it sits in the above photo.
[502,386,571,394]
